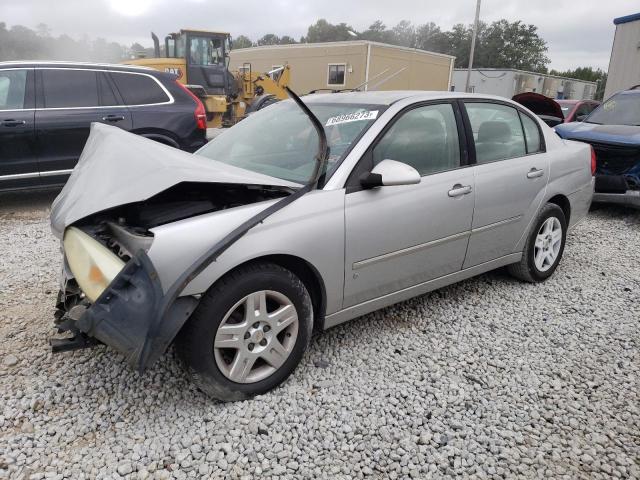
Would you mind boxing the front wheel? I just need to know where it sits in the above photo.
[508,203,567,282]
[176,263,313,401]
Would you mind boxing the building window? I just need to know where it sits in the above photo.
[327,64,346,86]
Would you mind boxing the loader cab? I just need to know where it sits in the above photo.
[165,30,235,96]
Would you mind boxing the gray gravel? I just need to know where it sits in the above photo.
[1,190,639,479]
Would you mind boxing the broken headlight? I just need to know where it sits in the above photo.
[63,227,125,303]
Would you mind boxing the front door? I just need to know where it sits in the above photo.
[0,68,38,190]
[462,101,550,268]
[343,102,474,308]
[35,68,132,186]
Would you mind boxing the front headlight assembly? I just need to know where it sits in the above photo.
[63,227,125,302]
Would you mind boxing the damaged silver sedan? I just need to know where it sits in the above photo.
[51,91,594,401]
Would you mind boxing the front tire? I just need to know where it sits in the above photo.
[176,263,313,401]
[508,203,567,283]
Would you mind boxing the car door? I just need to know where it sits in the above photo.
[343,102,474,308]
[35,68,132,186]
[0,67,38,190]
[462,101,549,268]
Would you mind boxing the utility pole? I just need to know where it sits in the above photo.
[465,0,482,93]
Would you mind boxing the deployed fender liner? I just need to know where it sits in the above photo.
[65,87,328,372]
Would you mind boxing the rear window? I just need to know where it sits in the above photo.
[110,72,170,105]
[0,69,27,110]
[42,69,99,108]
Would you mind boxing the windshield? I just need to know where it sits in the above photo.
[586,93,640,126]
[197,100,383,183]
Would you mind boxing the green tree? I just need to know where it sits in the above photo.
[550,67,608,100]
[304,19,357,43]
[392,20,416,47]
[279,35,297,45]
[232,35,253,49]
[415,22,449,53]
[257,34,280,46]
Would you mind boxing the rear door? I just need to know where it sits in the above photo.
[35,68,132,185]
[0,68,38,190]
[462,101,549,268]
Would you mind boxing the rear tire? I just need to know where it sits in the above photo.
[176,262,313,401]
[508,203,567,283]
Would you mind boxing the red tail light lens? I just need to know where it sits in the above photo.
[175,81,207,130]
[590,145,597,176]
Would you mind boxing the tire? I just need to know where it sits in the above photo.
[507,203,567,283]
[175,262,313,401]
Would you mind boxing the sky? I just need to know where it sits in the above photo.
[2,0,636,71]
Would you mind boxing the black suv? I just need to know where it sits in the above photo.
[0,61,207,191]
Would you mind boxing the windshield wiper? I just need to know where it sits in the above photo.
[285,87,330,188]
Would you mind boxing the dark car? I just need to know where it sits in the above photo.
[0,61,207,191]
[556,99,601,123]
[555,86,640,208]
[512,92,564,127]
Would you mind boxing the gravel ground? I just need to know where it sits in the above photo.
[0,189,639,480]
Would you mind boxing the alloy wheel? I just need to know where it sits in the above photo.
[534,217,562,272]
[214,290,299,383]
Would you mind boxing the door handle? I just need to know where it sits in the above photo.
[448,184,473,197]
[101,115,125,122]
[1,119,26,127]
[527,168,544,179]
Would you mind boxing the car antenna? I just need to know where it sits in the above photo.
[284,86,330,188]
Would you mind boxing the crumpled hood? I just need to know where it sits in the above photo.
[50,123,299,237]
[555,122,640,146]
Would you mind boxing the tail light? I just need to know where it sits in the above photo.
[590,145,597,176]
[175,81,207,131]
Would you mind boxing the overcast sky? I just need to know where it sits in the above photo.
[3,0,635,71]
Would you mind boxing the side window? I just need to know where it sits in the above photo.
[98,72,119,106]
[465,102,526,164]
[327,64,346,86]
[110,72,170,105]
[519,112,542,154]
[0,69,28,110]
[42,69,99,108]
[373,103,461,176]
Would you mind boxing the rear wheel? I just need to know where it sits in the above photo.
[176,263,313,401]
[508,203,567,282]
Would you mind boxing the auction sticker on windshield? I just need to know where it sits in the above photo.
[326,110,379,126]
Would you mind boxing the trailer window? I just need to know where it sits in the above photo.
[328,64,346,87]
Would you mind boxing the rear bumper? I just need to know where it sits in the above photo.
[593,190,640,208]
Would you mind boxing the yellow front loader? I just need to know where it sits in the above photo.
[125,29,290,128]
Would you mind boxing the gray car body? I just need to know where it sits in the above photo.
[52,91,594,339]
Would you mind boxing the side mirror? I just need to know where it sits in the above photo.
[360,159,421,189]
[576,114,587,122]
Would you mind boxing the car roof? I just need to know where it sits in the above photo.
[302,90,514,106]
[0,60,160,74]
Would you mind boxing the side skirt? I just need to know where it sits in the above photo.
[323,253,522,329]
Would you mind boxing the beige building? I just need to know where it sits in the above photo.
[604,12,640,98]
[229,41,455,93]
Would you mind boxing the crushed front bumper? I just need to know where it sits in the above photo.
[51,251,198,372]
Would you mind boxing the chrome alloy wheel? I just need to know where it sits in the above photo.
[214,290,299,383]
[534,217,562,272]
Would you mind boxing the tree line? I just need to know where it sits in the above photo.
[0,18,607,92]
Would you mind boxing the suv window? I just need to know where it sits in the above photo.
[373,103,460,176]
[0,69,28,110]
[110,72,170,105]
[465,102,526,164]
[42,69,99,108]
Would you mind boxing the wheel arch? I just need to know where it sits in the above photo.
[546,193,571,224]
[134,129,180,148]
[206,254,328,332]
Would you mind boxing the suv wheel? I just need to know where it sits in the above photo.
[176,263,313,401]
[508,203,567,282]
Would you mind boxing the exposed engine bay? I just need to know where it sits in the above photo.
[72,182,290,261]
